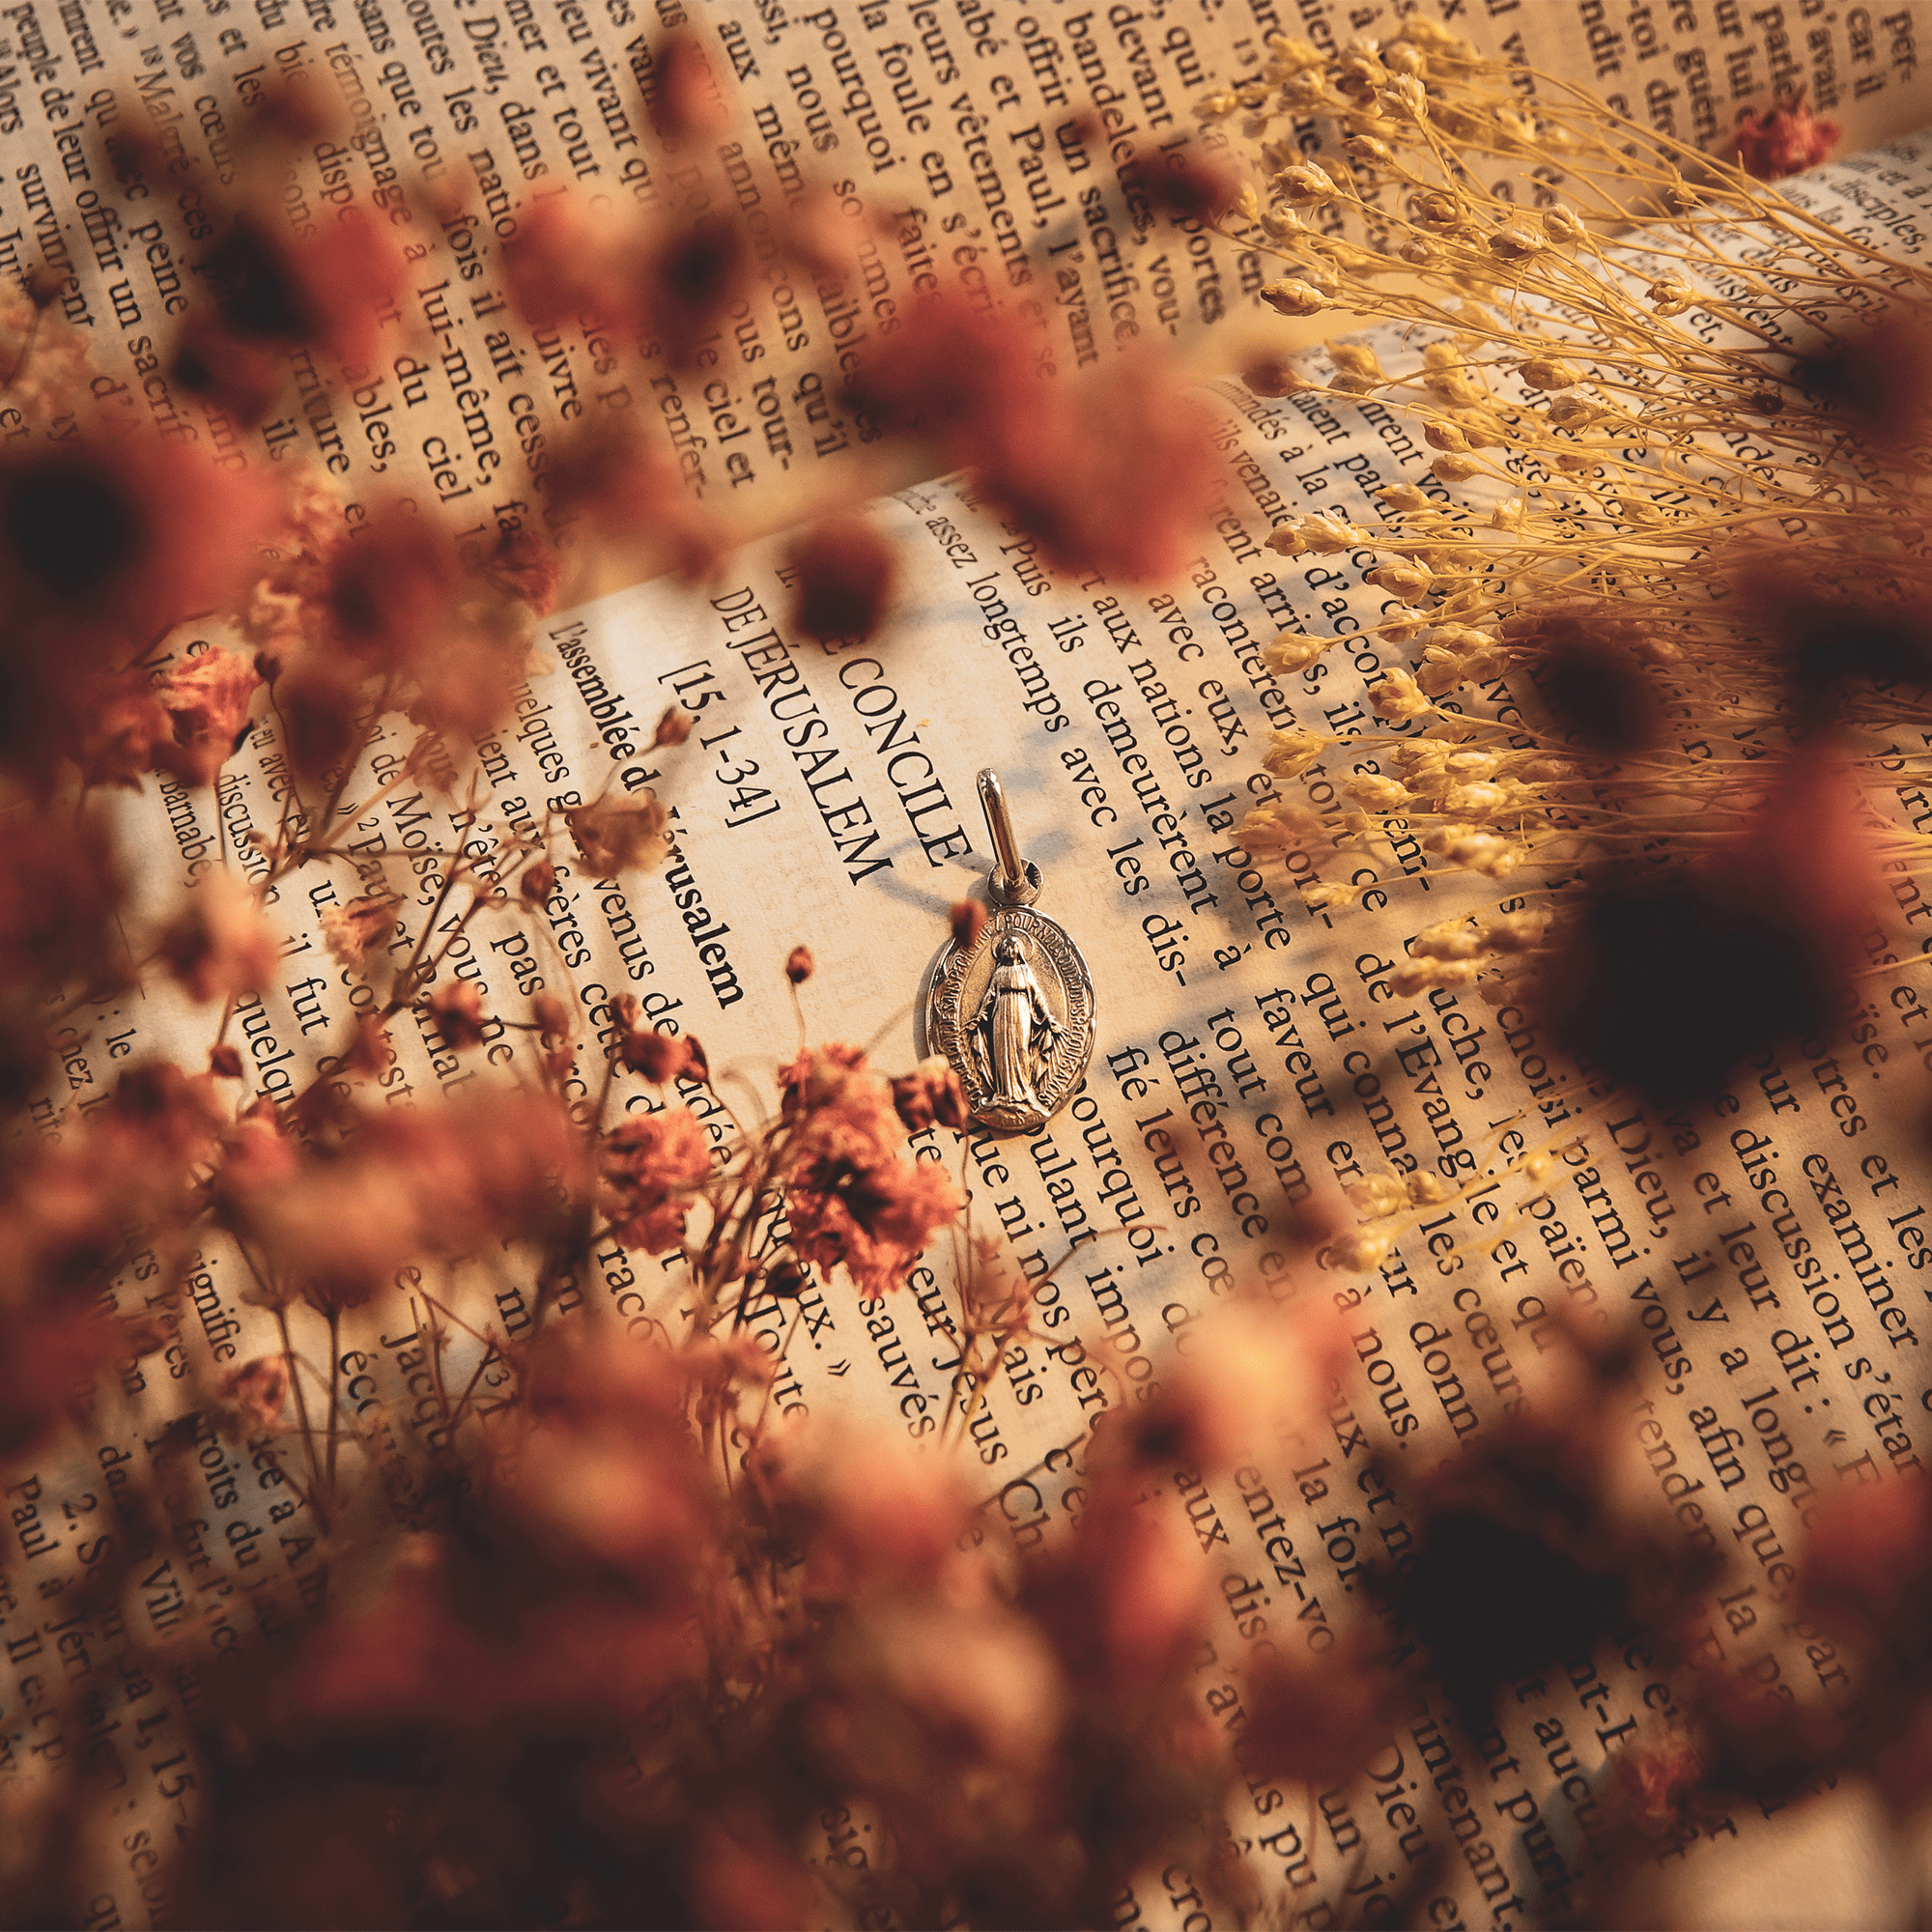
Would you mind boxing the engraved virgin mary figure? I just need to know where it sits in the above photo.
[969,933,1060,1114]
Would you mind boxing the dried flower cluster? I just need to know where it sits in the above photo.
[3,14,1930,1926]
[0,31,1344,1930]
[1202,23,1930,1101]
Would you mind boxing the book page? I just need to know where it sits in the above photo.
[7,6,1932,1927]
[0,0,1922,565]
[8,120,1928,1926]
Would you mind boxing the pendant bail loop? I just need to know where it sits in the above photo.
[979,769,1041,905]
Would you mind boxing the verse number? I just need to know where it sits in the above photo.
[710,728,781,829]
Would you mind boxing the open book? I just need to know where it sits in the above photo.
[9,2,1932,1928]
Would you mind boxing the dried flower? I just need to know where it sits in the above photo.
[324,895,402,973]
[890,1057,968,1134]
[621,1026,694,1084]
[568,794,669,875]
[157,872,278,1003]
[217,1354,290,1434]
[789,514,897,643]
[847,294,1219,581]
[1733,95,1838,181]
[428,980,489,1050]
[949,900,986,952]
[154,649,263,787]
[651,704,694,748]
[601,1108,713,1252]
[649,30,731,144]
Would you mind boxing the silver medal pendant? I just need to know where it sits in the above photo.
[924,770,1095,1133]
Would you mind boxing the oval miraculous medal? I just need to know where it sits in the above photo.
[923,770,1095,1133]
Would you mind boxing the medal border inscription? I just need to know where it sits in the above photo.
[927,906,1095,1132]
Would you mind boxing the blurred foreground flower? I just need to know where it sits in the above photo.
[1212,21,1927,1103]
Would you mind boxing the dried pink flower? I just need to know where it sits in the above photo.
[620,1026,693,1084]
[155,649,263,787]
[601,1109,713,1253]
[568,795,669,875]
[157,873,278,1004]
[1733,95,1838,180]
[218,1354,290,1433]
[323,895,401,972]
[789,515,897,643]
[428,980,489,1050]
[891,1057,967,1134]
[950,900,986,952]
[651,703,694,748]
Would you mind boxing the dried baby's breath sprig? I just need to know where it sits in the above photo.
[1209,26,1932,1087]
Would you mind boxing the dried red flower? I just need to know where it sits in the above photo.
[1544,742,1876,1102]
[1793,310,1932,455]
[785,945,813,984]
[1151,145,1242,221]
[428,980,490,1050]
[680,1033,710,1085]
[621,1026,691,1083]
[847,293,1219,580]
[762,1256,810,1298]
[601,1108,712,1252]
[1242,1631,1395,1784]
[70,675,169,793]
[789,515,897,643]
[786,1154,963,1297]
[950,900,986,952]
[1801,1476,1932,1654]
[278,668,365,781]
[488,529,561,616]
[778,1044,898,1168]
[645,214,752,369]
[1513,607,1662,754]
[501,194,641,332]
[0,440,277,660]
[568,794,669,875]
[326,503,469,673]
[544,419,725,580]
[154,648,263,787]
[775,1045,965,1293]
[1615,1723,1709,1839]
[157,873,278,1004]
[171,305,286,427]
[1732,95,1838,181]
[0,811,124,995]
[520,860,558,909]
[323,895,402,972]
[194,211,408,377]
[217,1354,290,1434]
[0,1305,120,1456]
[649,31,731,144]
[220,1092,584,1309]
[891,1057,968,1134]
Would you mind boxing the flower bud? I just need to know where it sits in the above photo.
[1261,278,1329,317]
[950,901,986,951]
